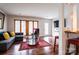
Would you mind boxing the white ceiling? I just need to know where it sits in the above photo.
[0,3,61,19]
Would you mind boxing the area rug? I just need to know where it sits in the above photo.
[19,39,51,51]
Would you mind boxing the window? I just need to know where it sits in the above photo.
[29,21,33,35]
[34,21,38,32]
[15,21,20,32]
[21,21,26,35]
[14,20,38,35]
[34,22,38,28]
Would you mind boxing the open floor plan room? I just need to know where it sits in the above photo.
[1,3,79,55]
[0,3,59,55]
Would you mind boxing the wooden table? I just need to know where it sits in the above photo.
[65,30,79,55]
[66,38,79,55]
[65,30,79,38]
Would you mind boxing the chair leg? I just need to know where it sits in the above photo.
[66,42,70,54]
[53,38,56,53]
[75,45,78,55]
[53,36,59,54]
[53,45,56,53]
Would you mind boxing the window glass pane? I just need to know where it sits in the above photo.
[21,21,26,35]
[15,21,20,32]
[29,21,33,35]
[34,22,38,32]
[34,22,38,28]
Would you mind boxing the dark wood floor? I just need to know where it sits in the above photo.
[0,36,58,55]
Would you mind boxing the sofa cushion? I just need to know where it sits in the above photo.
[0,32,5,41]
[7,31,12,37]
[0,37,15,43]
[15,32,23,35]
[15,35,23,37]
[8,37,15,42]
[0,37,4,41]
[0,36,15,51]
[3,32,10,40]
[10,32,15,37]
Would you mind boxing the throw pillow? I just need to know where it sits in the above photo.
[3,32,10,40]
[10,32,15,37]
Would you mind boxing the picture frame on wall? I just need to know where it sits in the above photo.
[0,12,5,29]
[54,18,66,28]
[64,18,66,27]
[54,20,59,28]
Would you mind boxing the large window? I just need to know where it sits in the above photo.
[21,21,26,35]
[15,21,20,32]
[29,21,33,35]
[34,21,38,32]
[34,22,38,28]
[14,20,38,35]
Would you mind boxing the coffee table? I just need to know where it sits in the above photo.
[26,35,38,45]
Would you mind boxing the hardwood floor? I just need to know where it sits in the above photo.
[0,36,58,55]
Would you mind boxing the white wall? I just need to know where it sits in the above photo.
[7,15,52,36]
[39,19,52,36]
[0,9,7,32]
[77,5,79,30]
[64,4,73,31]
[63,4,78,39]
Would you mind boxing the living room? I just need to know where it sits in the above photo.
[1,0,79,59]
[0,3,60,55]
